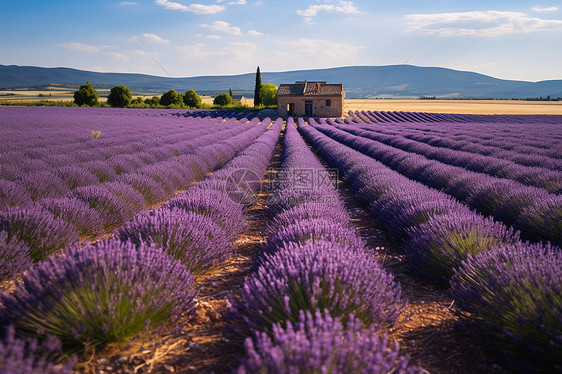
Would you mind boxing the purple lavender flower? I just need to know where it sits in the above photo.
[0,325,75,373]
[517,195,561,247]
[116,208,232,274]
[56,166,99,190]
[38,197,105,239]
[0,179,33,210]
[0,240,197,353]
[451,242,562,371]
[229,240,404,333]
[264,218,366,254]
[267,202,350,235]
[115,173,168,206]
[165,189,247,242]
[69,185,130,231]
[0,208,79,262]
[19,171,69,201]
[238,310,423,374]
[0,231,32,282]
[405,212,520,284]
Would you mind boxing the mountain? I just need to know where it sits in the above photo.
[1,64,561,99]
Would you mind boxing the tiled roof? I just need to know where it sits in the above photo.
[278,81,344,96]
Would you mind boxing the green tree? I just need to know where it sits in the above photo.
[213,93,234,106]
[183,89,202,108]
[107,85,132,107]
[229,87,233,97]
[73,81,99,106]
[160,90,182,106]
[253,66,262,106]
[147,96,160,107]
[259,83,278,106]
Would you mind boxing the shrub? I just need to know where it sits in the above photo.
[259,83,277,106]
[39,197,105,239]
[0,231,32,282]
[107,85,132,108]
[183,89,202,108]
[517,195,561,247]
[264,218,365,254]
[160,90,182,106]
[116,208,231,274]
[213,93,234,107]
[267,202,350,234]
[229,240,404,334]
[0,325,75,374]
[0,240,197,353]
[451,242,562,371]
[165,189,247,242]
[73,81,99,107]
[19,171,68,201]
[238,310,422,374]
[405,212,520,284]
[56,166,98,190]
[0,179,32,210]
[115,173,168,206]
[70,185,130,231]
[0,208,79,262]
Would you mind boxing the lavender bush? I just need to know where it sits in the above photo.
[165,189,247,242]
[451,242,562,371]
[405,212,520,284]
[238,310,422,374]
[229,240,404,333]
[0,208,79,262]
[117,208,231,274]
[39,197,105,239]
[0,240,197,353]
[0,325,75,374]
[69,185,131,231]
[0,231,32,282]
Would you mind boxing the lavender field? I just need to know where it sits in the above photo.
[0,106,561,373]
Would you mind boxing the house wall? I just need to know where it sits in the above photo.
[277,95,344,117]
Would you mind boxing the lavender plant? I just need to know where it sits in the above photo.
[405,212,520,284]
[229,240,404,333]
[238,310,422,374]
[116,208,231,274]
[0,240,197,353]
[0,208,79,262]
[451,242,562,371]
[0,231,32,282]
[39,197,105,239]
[0,325,75,374]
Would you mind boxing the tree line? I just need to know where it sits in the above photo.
[73,67,278,108]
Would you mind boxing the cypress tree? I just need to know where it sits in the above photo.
[229,87,233,97]
[254,66,262,106]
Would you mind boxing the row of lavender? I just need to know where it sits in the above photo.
[228,119,422,373]
[350,109,562,125]
[0,107,269,280]
[299,123,561,371]
[0,107,258,208]
[351,122,562,182]
[313,121,561,247]
[350,116,562,170]
[0,117,283,372]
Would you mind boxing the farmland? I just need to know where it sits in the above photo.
[0,106,561,373]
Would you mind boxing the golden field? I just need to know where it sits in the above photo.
[344,99,562,115]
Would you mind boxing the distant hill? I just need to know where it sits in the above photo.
[1,64,561,99]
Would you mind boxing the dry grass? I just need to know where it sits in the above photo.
[344,99,562,115]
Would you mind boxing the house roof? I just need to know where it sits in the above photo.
[278,81,344,96]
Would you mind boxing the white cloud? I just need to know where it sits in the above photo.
[248,30,267,37]
[201,21,242,35]
[405,10,562,37]
[532,5,558,12]
[104,51,129,60]
[296,1,359,24]
[61,42,101,53]
[130,33,170,44]
[176,43,223,59]
[155,0,224,14]
[119,1,138,5]
[217,0,247,4]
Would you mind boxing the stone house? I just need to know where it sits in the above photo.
[277,81,345,117]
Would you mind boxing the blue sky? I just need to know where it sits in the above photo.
[1,0,561,81]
